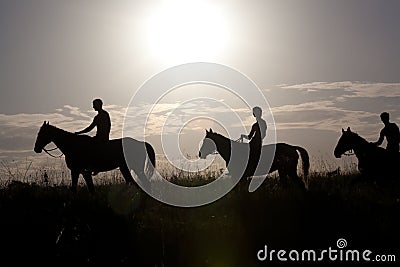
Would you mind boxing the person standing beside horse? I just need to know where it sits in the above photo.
[240,106,267,177]
[373,112,400,153]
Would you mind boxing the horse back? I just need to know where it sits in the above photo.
[72,136,144,157]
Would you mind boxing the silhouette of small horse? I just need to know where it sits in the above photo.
[334,127,399,178]
[198,129,310,189]
[34,121,155,193]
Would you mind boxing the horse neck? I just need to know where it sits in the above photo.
[351,134,369,155]
[48,126,74,154]
[211,134,231,163]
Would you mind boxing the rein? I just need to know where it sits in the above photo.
[343,150,355,156]
[43,146,64,158]
[213,136,245,155]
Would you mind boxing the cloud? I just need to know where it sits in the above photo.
[281,81,400,98]
[0,102,252,159]
[262,82,399,164]
[63,105,91,118]
[268,81,400,143]
[1,82,397,171]
[272,100,377,136]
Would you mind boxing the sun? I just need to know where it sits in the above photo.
[144,0,230,65]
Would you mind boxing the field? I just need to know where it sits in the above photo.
[0,171,399,266]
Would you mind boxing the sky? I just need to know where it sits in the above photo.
[1,0,399,174]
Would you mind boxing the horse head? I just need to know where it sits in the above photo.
[34,121,52,153]
[334,127,358,158]
[198,128,217,159]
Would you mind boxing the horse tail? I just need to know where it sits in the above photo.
[145,142,156,178]
[294,146,310,177]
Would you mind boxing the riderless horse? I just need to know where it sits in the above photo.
[334,127,399,178]
[34,121,155,193]
[198,129,310,189]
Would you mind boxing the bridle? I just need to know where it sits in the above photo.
[39,126,64,158]
[202,148,219,156]
[43,146,64,158]
[208,137,245,155]
[201,144,219,156]
[343,150,355,156]
[202,135,244,157]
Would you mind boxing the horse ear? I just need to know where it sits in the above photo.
[43,121,46,126]
[209,128,213,133]
[205,128,209,133]
[347,127,350,132]
[342,128,345,133]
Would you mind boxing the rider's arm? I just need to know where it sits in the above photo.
[246,123,257,140]
[374,129,385,146]
[75,119,96,135]
[240,123,257,141]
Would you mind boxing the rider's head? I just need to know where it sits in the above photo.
[252,106,262,118]
[92,99,103,111]
[380,112,390,124]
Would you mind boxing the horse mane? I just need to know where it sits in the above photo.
[208,132,237,149]
[47,124,92,141]
[208,132,237,143]
[47,124,71,135]
[209,132,227,140]
[347,130,369,145]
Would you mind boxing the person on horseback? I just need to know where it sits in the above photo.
[75,98,111,141]
[240,106,267,176]
[74,98,111,175]
[240,106,267,143]
[373,112,400,153]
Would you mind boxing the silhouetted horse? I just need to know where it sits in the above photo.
[34,122,155,193]
[198,129,309,189]
[334,127,399,179]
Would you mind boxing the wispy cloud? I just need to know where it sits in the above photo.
[272,100,377,136]
[268,82,400,138]
[0,102,253,159]
[1,82,398,167]
[0,105,128,162]
[282,81,400,98]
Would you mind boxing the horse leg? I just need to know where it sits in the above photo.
[119,164,135,185]
[278,169,289,187]
[120,163,149,211]
[136,169,151,192]
[237,176,249,193]
[288,168,306,190]
[131,156,151,192]
[82,172,95,194]
[71,169,79,193]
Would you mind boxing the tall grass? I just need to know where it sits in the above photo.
[0,156,398,266]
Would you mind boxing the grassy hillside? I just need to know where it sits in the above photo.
[0,174,399,266]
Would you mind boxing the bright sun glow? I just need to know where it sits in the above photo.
[145,0,229,65]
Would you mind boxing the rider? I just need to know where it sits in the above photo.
[75,98,111,142]
[373,112,400,153]
[75,98,111,175]
[240,106,267,176]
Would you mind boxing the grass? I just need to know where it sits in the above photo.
[0,168,399,266]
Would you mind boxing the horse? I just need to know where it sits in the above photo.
[334,127,399,178]
[34,121,156,193]
[198,129,310,190]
